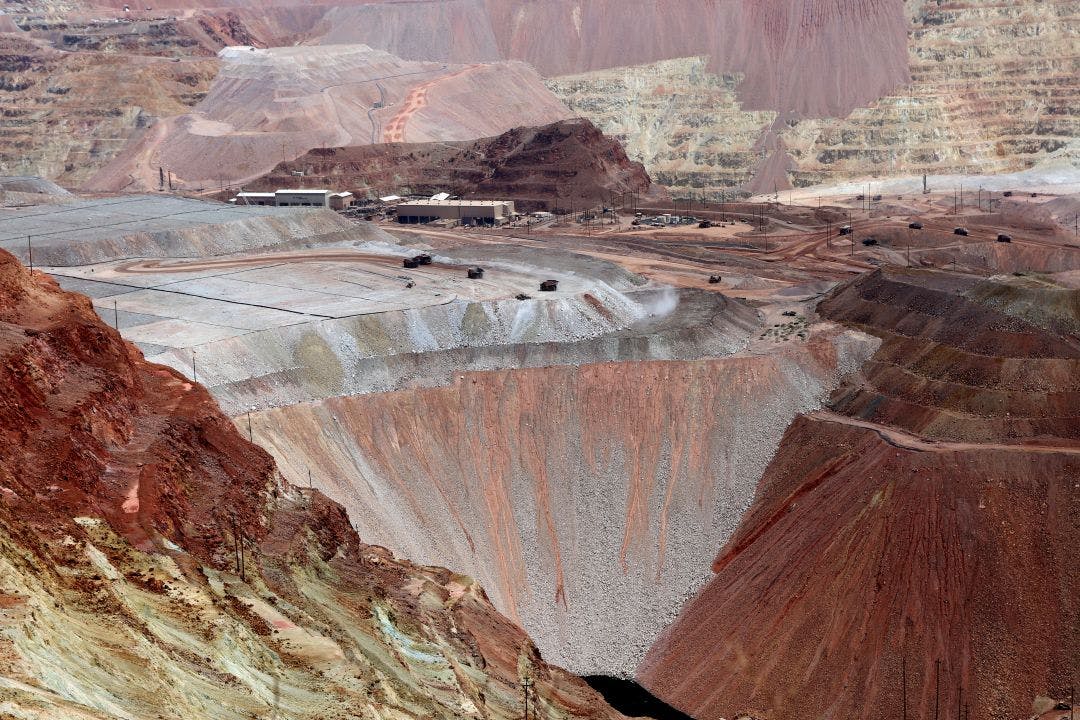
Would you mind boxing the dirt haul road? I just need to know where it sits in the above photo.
[383,64,483,143]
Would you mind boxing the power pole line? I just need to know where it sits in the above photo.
[521,678,533,720]
[26,236,33,273]
[849,210,853,257]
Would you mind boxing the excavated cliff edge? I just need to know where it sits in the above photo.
[0,249,621,720]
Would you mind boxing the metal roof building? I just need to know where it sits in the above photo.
[275,189,332,207]
[395,199,515,226]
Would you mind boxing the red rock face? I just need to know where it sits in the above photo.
[639,269,1080,719]
[0,249,621,720]
[0,249,275,560]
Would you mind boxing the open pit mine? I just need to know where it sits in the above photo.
[0,2,1078,720]
[1,0,1077,196]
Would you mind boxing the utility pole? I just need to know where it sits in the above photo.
[113,300,119,330]
[521,678,533,720]
[191,349,197,384]
[849,210,853,257]
[26,236,32,273]
[308,467,312,489]
[230,514,245,580]
[247,411,253,442]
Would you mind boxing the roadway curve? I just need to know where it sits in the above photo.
[807,410,1080,455]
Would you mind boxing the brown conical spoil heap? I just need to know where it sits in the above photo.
[639,268,1080,720]
[0,249,620,720]
[254,118,657,210]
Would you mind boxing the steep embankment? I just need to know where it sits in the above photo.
[0,248,621,720]
[782,0,1080,185]
[245,319,878,677]
[640,269,1080,720]
[311,0,909,118]
[0,175,71,207]
[552,0,1078,193]
[254,118,657,209]
[0,195,366,267]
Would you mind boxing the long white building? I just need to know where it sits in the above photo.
[395,199,515,226]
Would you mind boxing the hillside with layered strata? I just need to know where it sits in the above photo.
[3,0,1074,193]
[0,247,622,720]
[551,0,1079,194]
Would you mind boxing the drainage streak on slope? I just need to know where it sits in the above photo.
[248,329,877,677]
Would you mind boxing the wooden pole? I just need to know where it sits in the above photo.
[522,678,532,720]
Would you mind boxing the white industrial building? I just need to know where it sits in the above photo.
[395,199,515,226]
[232,189,354,210]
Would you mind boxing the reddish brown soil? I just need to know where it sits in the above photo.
[251,118,658,210]
[0,249,274,559]
[639,269,1080,720]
